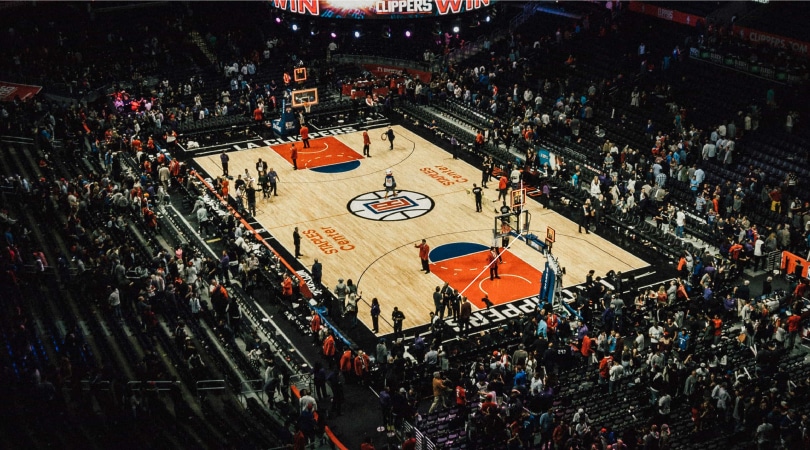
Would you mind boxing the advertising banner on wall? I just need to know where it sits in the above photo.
[0,81,42,102]
[362,64,432,83]
[627,1,703,27]
[270,0,496,19]
[733,25,810,57]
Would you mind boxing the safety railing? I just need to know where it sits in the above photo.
[196,379,227,401]
[127,380,179,392]
[239,379,268,405]
[401,419,436,450]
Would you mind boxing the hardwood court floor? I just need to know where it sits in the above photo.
[193,126,648,335]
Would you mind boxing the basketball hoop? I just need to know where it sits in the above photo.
[303,102,311,114]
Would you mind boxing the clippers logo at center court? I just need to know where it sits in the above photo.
[348,190,434,221]
[368,197,415,213]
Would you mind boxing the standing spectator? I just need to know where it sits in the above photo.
[293,227,302,258]
[322,330,336,363]
[339,349,354,383]
[370,297,381,333]
[487,248,500,280]
[415,239,430,273]
[311,259,323,288]
[345,291,358,328]
[498,174,509,205]
[386,126,395,150]
[290,143,298,170]
[220,150,230,176]
[267,167,279,196]
[193,197,211,238]
[458,297,472,335]
[481,156,492,188]
[219,250,231,285]
[362,129,371,157]
[786,311,802,349]
[379,386,392,430]
[391,307,405,338]
[353,350,370,385]
[428,372,449,413]
[334,278,348,315]
[300,123,310,148]
[402,431,417,450]
[108,286,122,323]
[675,208,686,238]
[472,183,483,212]
[579,199,592,234]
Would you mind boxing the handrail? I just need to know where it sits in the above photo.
[240,379,268,404]
[127,380,180,392]
[401,418,436,450]
[196,379,227,401]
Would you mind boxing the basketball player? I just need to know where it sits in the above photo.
[383,169,397,199]
[362,129,371,157]
[290,143,298,170]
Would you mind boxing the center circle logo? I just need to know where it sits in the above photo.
[347,190,434,221]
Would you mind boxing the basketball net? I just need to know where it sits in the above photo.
[303,102,311,114]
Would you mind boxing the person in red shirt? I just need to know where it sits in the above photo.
[220,177,229,198]
[786,312,802,349]
[455,383,467,410]
[322,331,335,360]
[547,313,559,340]
[360,436,376,450]
[354,350,370,385]
[253,106,263,122]
[498,175,509,204]
[580,334,593,362]
[598,354,612,386]
[362,129,371,157]
[310,313,321,344]
[402,431,417,450]
[481,393,498,414]
[487,248,500,280]
[710,314,723,345]
[300,123,310,148]
[474,130,484,150]
[415,239,430,273]
[281,273,293,302]
[290,143,298,170]
[293,428,307,450]
[339,349,353,380]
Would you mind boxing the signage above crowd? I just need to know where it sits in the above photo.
[270,0,496,19]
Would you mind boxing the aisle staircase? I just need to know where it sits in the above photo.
[190,30,217,66]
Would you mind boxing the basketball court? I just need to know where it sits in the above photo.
[192,126,649,335]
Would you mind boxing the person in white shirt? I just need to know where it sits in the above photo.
[590,176,601,197]
[609,360,624,394]
[675,209,686,238]
[510,168,521,189]
[299,389,317,412]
